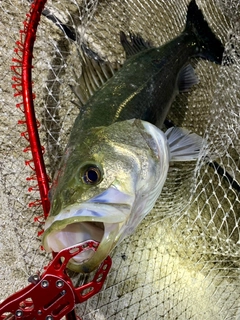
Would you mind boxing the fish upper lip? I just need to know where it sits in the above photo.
[44,186,135,231]
[44,202,131,232]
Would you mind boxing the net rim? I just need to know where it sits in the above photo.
[14,0,50,218]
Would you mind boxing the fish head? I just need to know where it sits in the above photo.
[43,119,170,273]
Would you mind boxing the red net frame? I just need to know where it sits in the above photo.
[11,0,50,220]
[10,2,81,318]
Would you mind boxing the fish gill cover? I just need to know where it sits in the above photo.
[0,0,239,319]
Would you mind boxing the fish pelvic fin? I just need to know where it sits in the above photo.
[165,127,203,161]
[120,31,153,58]
[185,0,224,64]
[178,64,199,92]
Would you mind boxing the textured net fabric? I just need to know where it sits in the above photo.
[0,0,240,319]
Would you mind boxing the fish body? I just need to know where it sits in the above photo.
[43,0,223,273]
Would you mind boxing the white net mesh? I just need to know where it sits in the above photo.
[0,0,240,319]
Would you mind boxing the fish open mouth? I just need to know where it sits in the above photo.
[43,201,129,272]
[46,221,105,264]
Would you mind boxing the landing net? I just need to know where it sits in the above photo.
[0,0,239,319]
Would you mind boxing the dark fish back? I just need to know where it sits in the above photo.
[70,0,224,141]
[73,33,197,133]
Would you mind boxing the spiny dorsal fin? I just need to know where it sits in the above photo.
[120,31,153,58]
[71,44,121,107]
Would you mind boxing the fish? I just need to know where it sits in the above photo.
[42,0,224,273]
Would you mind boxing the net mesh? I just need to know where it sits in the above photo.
[0,0,240,319]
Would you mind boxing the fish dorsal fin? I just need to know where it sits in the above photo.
[71,44,121,106]
[178,64,199,92]
[120,31,152,58]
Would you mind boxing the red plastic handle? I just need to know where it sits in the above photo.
[0,275,75,320]
[0,241,111,320]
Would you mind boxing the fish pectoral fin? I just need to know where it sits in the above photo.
[71,44,121,105]
[165,127,204,161]
[120,31,153,58]
[177,64,199,93]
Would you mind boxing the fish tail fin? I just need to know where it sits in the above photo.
[185,0,224,64]
[165,127,203,161]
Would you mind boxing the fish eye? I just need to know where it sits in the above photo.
[81,164,102,185]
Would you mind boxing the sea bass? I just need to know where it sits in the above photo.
[43,0,224,273]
